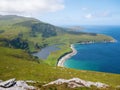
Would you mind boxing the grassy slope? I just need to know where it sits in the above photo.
[0,47,120,88]
[0,15,115,52]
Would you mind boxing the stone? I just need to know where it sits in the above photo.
[0,79,36,90]
[0,78,16,88]
[44,78,108,88]
[16,81,36,90]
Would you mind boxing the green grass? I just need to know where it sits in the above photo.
[0,46,120,89]
[44,44,71,66]
[44,34,115,47]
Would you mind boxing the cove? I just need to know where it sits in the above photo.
[64,26,120,74]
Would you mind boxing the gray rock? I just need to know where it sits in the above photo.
[16,81,36,90]
[0,79,36,90]
[0,78,16,88]
[44,78,109,88]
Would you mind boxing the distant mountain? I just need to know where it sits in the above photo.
[0,15,66,51]
[68,26,84,31]
[0,15,33,25]
[0,15,66,37]
[0,15,114,52]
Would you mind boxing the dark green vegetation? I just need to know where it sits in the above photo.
[0,15,114,53]
[0,15,119,89]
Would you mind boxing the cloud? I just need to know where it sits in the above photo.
[0,0,64,16]
[84,11,111,19]
[85,14,93,19]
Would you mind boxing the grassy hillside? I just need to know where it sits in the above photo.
[0,15,114,53]
[0,46,120,89]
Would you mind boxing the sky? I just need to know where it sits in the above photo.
[0,0,120,25]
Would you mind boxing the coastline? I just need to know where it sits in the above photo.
[57,39,116,67]
[57,44,77,67]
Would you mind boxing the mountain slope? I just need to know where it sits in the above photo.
[0,46,120,90]
[0,15,115,53]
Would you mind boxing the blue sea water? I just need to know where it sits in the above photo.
[64,26,120,74]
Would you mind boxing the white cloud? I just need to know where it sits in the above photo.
[85,14,93,19]
[84,11,111,19]
[0,0,64,16]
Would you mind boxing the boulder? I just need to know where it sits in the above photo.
[16,81,35,90]
[0,79,36,90]
[0,78,16,88]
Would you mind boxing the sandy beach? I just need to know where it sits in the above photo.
[57,44,77,67]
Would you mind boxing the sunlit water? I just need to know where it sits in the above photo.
[64,26,120,74]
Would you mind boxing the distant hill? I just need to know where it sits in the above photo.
[68,26,84,31]
[0,15,114,52]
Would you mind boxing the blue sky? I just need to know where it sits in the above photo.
[0,0,120,25]
[38,0,120,25]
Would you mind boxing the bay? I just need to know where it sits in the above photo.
[64,26,120,74]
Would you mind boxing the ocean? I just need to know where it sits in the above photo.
[64,26,120,74]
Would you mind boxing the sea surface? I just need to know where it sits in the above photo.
[64,26,120,74]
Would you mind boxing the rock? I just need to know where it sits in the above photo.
[68,81,84,88]
[44,78,108,88]
[0,79,36,90]
[0,78,16,88]
[16,81,36,90]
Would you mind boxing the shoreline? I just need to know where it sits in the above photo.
[57,44,77,67]
[57,39,117,67]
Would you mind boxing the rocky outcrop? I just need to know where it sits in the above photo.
[0,78,110,89]
[0,78,36,90]
[0,78,16,88]
[44,78,108,88]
